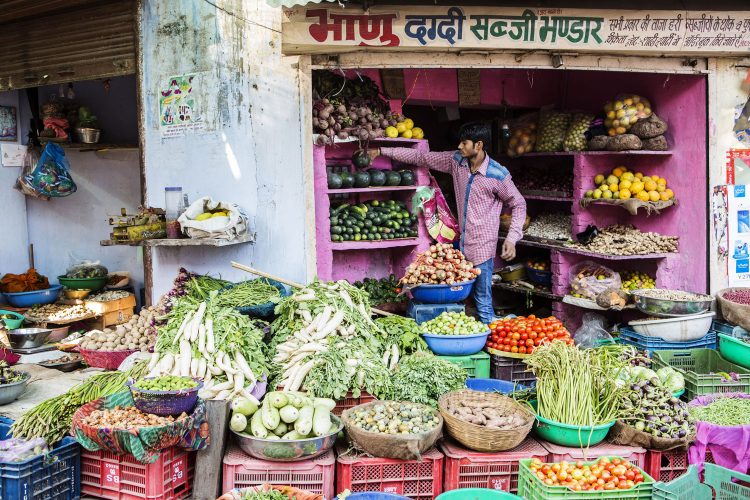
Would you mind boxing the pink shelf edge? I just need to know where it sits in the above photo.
[327,185,421,194]
[330,239,420,250]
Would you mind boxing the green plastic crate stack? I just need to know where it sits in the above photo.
[650,349,750,401]
[652,465,712,500]
[704,463,750,500]
[517,457,655,500]
[438,352,490,379]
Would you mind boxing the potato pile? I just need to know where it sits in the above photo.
[81,406,187,429]
[401,243,480,285]
[79,307,158,352]
[446,399,529,429]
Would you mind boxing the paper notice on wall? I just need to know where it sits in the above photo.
[1,144,26,167]
[159,74,205,138]
[728,185,750,286]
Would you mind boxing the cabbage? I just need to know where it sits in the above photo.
[664,372,685,393]
[656,366,676,383]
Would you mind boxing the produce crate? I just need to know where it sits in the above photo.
[222,443,334,499]
[407,302,465,325]
[712,319,737,335]
[489,353,536,385]
[645,449,689,483]
[617,327,717,352]
[438,352,490,379]
[517,457,655,500]
[0,418,80,500]
[539,441,646,469]
[334,391,377,416]
[718,330,750,370]
[650,349,750,401]
[336,443,443,499]
[441,438,548,494]
[80,446,194,500]
[652,465,712,500]
[704,462,750,500]
[85,307,135,330]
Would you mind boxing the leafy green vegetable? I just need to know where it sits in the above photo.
[240,489,289,500]
[354,275,406,305]
[375,315,426,355]
[386,352,467,407]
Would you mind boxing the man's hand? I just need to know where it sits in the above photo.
[366,148,381,162]
[501,240,516,261]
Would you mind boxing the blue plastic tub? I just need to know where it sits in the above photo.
[345,494,409,500]
[422,330,489,356]
[407,301,465,324]
[410,280,476,304]
[0,417,80,500]
[2,284,63,308]
[466,378,530,393]
[524,266,552,286]
[222,278,290,317]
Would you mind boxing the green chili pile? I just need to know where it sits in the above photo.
[690,397,750,426]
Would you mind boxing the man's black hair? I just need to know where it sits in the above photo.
[458,121,491,149]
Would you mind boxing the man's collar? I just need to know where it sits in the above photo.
[454,150,489,175]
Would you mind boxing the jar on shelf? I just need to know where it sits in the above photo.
[164,186,183,239]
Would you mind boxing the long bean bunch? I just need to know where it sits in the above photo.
[524,341,629,426]
[213,279,281,308]
[690,397,750,426]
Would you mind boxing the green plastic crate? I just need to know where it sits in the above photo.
[718,333,750,370]
[704,462,750,500]
[650,349,750,401]
[439,352,490,378]
[517,457,655,500]
[652,465,712,500]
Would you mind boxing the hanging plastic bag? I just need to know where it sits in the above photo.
[413,176,460,244]
[23,142,76,197]
[573,313,613,348]
[14,144,50,201]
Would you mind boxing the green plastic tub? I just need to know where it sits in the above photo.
[704,462,750,500]
[534,415,615,447]
[0,310,24,330]
[652,465,712,500]
[718,333,750,370]
[439,352,490,378]
[651,349,750,401]
[437,489,521,500]
[57,275,107,291]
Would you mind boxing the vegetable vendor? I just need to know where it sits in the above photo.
[368,122,527,323]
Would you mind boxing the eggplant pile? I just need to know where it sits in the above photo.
[620,378,694,440]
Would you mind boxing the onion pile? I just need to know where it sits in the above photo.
[401,243,480,285]
[312,98,401,145]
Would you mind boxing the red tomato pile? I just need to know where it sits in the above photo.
[486,315,572,355]
[529,457,646,492]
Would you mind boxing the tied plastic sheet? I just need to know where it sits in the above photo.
[0,437,49,463]
[688,392,750,474]
[23,142,76,197]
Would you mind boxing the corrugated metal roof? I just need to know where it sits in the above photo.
[0,1,136,91]
[266,0,336,8]
[0,0,108,25]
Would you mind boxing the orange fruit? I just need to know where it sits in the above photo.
[631,181,645,194]
[665,188,674,200]
[644,180,657,192]
[649,191,660,202]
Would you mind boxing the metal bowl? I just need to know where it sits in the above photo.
[7,328,52,350]
[63,288,91,300]
[231,415,343,462]
[630,289,714,317]
[0,373,30,405]
[38,357,84,372]
[75,127,101,144]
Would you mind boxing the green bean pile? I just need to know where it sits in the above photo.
[524,341,629,426]
[690,397,750,426]
[213,279,281,308]
[12,361,149,444]
[186,275,230,300]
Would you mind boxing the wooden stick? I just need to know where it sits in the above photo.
[231,261,393,316]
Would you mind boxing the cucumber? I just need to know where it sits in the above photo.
[295,405,314,436]
[312,405,332,437]
[261,400,281,430]
[250,411,268,438]
[280,405,300,423]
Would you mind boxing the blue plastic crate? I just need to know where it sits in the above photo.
[712,320,736,335]
[466,378,530,393]
[0,419,80,500]
[617,327,717,352]
[407,301,464,324]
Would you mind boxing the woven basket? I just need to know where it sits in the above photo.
[79,348,138,370]
[438,389,534,452]
[127,378,203,416]
[717,288,750,331]
[341,401,443,460]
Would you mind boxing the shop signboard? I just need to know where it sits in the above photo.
[728,185,750,287]
[282,6,750,55]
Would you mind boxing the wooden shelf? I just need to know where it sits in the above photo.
[314,135,426,146]
[522,194,574,202]
[100,233,255,247]
[331,238,419,250]
[56,143,139,152]
[494,281,562,301]
[327,185,420,194]
[562,294,636,311]
[502,150,672,158]
[498,235,672,260]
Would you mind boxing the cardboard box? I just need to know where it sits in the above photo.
[85,307,134,330]
[85,294,136,315]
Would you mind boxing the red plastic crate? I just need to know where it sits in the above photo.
[646,448,718,483]
[80,446,194,500]
[336,443,443,499]
[441,437,549,494]
[222,443,335,499]
[538,441,647,469]
[333,391,377,416]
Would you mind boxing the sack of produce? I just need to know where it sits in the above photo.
[569,261,621,300]
[506,113,538,157]
[178,196,248,240]
[563,113,594,151]
[414,177,460,244]
[687,392,750,472]
[606,134,643,151]
[603,94,653,136]
[536,110,571,152]
[609,420,691,451]
[642,135,669,151]
[716,288,750,331]
[14,144,50,201]
[0,437,49,463]
[630,113,668,139]
[24,142,76,197]
[342,401,443,460]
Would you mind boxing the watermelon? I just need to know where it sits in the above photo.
[369,169,386,187]
[385,171,402,186]
[353,171,371,188]
[327,172,343,189]
[340,172,355,188]
[400,170,416,186]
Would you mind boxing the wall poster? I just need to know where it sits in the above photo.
[728,185,750,287]
[159,74,205,138]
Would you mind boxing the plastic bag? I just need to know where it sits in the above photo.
[66,259,108,279]
[14,144,50,201]
[506,113,537,157]
[536,110,571,152]
[178,196,248,240]
[603,94,652,136]
[563,113,594,151]
[0,437,49,463]
[569,261,621,300]
[413,176,460,243]
[688,393,750,474]
[23,142,76,197]
[573,313,612,347]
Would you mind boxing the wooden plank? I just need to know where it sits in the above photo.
[193,399,231,500]
[380,69,405,99]
[100,233,256,247]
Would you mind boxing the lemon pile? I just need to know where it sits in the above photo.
[620,270,656,291]
[385,116,424,140]
[584,165,675,203]
[194,210,229,221]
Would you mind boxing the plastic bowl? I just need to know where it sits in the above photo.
[231,415,343,462]
[410,280,476,304]
[57,276,107,291]
[437,489,522,500]
[628,312,714,341]
[127,378,202,416]
[2,285,62,308]
[534,415,615,447]
[466,378,530,393]
[0,310,24,330]
[421,330,489,356]
[0,373,30,405]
